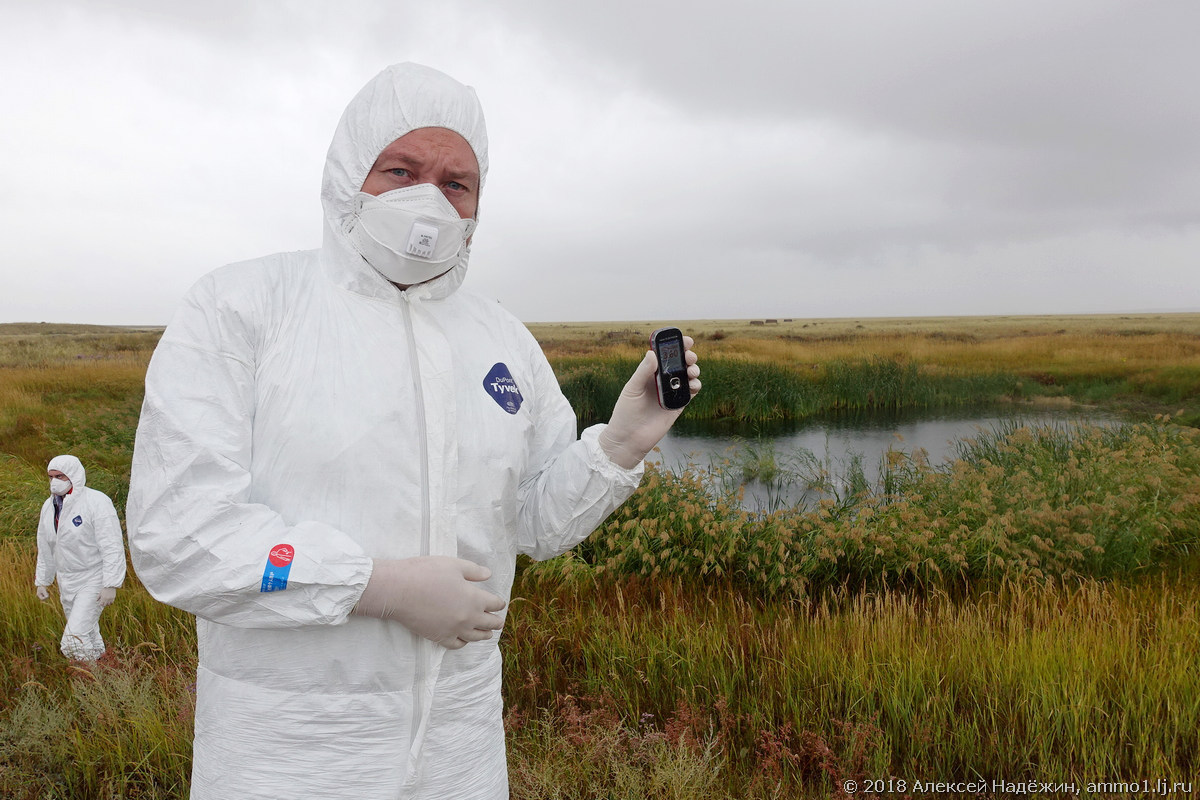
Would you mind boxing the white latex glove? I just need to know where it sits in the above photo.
[97,587,117,608]
[598,336,701,469]
[352,556,506,649]
[35,585,49,601]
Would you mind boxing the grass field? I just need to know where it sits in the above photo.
[1,315,1198,798]
[529,313,1200,427]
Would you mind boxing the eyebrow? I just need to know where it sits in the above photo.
[373,152,479,185]
[444,168,479,183]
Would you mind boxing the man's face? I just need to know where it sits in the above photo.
[48,470,68,481]
[360,127,479,220]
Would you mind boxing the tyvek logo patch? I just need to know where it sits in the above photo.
[261,543,294,592]
[268,544,294,568]
[483,363,523,415]
[72,516,82,527]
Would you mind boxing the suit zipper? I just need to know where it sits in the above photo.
[400,297,431,762]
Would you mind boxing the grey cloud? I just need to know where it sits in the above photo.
[489,1,1199,144]
[2,0,1195,324]
[484,0,1200,236]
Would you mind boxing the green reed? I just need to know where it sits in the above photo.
[554,354,1027,427]
[546,419,1200,598]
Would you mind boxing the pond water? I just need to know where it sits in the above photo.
[647,405,1120,511]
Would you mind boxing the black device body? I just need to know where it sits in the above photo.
[650,327,691,410]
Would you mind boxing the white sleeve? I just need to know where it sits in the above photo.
[127,274,373,628]
[92,493,127,589]
[515,349,643,561]
[34,504,56,587]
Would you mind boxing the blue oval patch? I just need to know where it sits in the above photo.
[484,363,524,415]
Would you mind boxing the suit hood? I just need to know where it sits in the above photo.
[48,454,85,492]
[318,63,488,302]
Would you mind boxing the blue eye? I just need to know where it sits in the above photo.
[389,168,410,178]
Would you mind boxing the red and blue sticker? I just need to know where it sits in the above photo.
[484,363,523,415]
[260,543,294,592]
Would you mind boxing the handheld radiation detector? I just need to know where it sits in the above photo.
[650,327,691,410]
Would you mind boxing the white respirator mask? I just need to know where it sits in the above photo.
[346,183,476,286]
[50,478,71,496]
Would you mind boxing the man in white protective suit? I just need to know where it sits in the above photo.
[35,454,126,661]
[126,62,700,799]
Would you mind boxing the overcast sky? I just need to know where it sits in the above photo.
[2,0,1197,325]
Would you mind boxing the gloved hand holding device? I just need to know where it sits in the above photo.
[36,585,49,601]
[599,334,701,469]
[353,556,506,649]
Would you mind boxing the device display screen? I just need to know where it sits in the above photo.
[659,340,683,372]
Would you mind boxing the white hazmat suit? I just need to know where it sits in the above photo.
[35,455,126,661]
[127,63,644,799]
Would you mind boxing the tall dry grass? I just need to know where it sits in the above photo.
[506,564,1200,795]
[4,535,1198,798]
[0,539,196,799]
[528,312,1200,351]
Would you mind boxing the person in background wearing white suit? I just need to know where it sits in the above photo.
[35,454,126,661]
[126,62,700,799]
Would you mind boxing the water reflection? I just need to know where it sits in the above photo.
[648,406,1119,512]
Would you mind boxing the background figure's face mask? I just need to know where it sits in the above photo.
[346,184,476,286]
